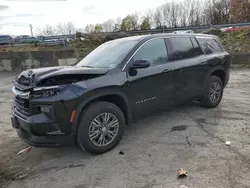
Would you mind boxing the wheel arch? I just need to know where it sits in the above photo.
[204,66,226,89]
[72,90,132,133]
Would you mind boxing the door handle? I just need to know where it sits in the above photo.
[162,69,171,73]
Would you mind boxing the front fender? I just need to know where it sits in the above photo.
[71,87,132,133]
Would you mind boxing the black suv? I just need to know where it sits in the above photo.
[11,34,230,154]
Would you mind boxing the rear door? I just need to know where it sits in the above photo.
[166,37,206,100]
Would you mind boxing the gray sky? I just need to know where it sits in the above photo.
[0,0,168,35]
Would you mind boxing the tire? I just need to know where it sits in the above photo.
[200,75,224,108]
[77,101,125,154]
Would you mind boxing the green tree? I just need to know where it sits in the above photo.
[120,16,132,31]
[94,24,103,32]
[140,17,151,30]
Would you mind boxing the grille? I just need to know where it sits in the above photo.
[14,96,31,117]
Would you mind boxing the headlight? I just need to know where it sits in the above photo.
[32,89,60,98]
[31,85,64,98]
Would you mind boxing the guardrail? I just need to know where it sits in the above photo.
[38,34,76,41]
[1,22,249,47]
[125,22,250,34]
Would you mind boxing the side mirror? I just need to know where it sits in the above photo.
[130,60,150,69]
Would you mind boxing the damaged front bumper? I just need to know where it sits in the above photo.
[12,107,75,147]
[11,84,85,147]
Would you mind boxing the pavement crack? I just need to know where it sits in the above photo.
[8,163,85,182]
[182,109,250,167]
[185,136,191,146]
[3,157,12,164]
[183,109,225,144]
[34,163,85,173]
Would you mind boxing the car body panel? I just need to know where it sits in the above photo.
[126,61,175,116]
[11,33,230,147]
[0,35,13,45]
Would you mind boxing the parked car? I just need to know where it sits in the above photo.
[11,33,230,154]
[202,28,222,35]
[15,35,38,44]
[172,30,195,34]
[0,35,13,45]
[36,36,44,42]
[223,26,250,33]
[224,26,239,32]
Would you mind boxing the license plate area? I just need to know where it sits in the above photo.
[11,117,20,129]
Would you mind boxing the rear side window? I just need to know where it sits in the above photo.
[169,37,194,60]
[133,38,168,65]
[190,38,203,56]
[197,38,223,54]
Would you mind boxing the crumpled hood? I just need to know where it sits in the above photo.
[14,66,109,90]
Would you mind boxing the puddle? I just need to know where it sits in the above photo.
[171,125,187,131]
[196,118,206,123]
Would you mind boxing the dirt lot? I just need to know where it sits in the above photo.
[1,69,250,188]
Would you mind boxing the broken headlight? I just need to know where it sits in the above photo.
[31,86,63,98]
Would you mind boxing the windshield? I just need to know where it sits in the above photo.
[76,39,138,68]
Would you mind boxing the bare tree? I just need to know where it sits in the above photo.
[128,12,140,30]
[65,21,76,34]
[179,2,188,26]
[36,24,56,36]
[166,2,180,27]
[143,9,154,27]
[114,17,122,31]
[153,7,163,28]
[35,27,44,36]
[187,0,203,26]
[44,24,56,36]
[201,0,230,25]
[161,3,171,27]
[102,19,115,32]
[56,23,65,35]
[84,24,95,33]
[56,21,76,35]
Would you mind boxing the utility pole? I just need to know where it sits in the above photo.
[29,24,33,37]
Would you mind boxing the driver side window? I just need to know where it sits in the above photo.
[133,38,169,65]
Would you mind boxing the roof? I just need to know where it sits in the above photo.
[106,33,217,44]
[142,33,215,39]
[107,35,147,43]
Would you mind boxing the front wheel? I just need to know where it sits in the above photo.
[200,75,224,108]
[77,102,125,154]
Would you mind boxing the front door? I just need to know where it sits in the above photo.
[125,38,175,116]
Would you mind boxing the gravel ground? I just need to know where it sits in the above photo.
[1,69,250,188]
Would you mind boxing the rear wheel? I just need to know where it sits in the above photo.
[77,102,125,154]
[200,75,223,108]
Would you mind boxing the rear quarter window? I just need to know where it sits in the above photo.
[197,38,223,54]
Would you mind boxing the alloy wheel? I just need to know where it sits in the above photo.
[209,81,221,103]
[89,113,119,147]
